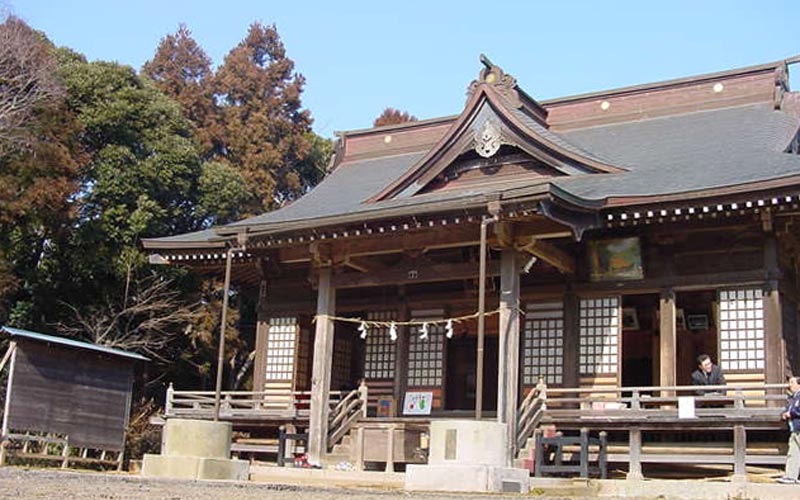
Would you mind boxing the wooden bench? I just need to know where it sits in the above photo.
[0,432,122,470]
[534,428,608,479]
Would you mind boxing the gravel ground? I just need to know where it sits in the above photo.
[0,467,593,500]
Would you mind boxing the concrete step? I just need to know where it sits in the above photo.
[329,446,351,459]
[323,453,353,467]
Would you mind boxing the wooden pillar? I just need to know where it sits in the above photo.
[497,248,521,466]
[0,342,17,467]
[563,291,580,389]
[627,427,643,480]
[393,289,409,410]
[659,289,677,393]
[252,279,269,392]
[764,284,784,385]
[733,424,747,482]
[764,235,785,388]
[308,266,336,464]
[385,424,396,473]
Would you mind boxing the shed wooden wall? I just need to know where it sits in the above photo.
[7,341,134,451]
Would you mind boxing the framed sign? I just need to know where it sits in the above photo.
[377,396,396,417]
[403,391,433,415]
[687,314,709,331]
[589,237,644,282]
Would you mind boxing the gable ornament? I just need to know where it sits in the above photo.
[467,54,522,108]
[474,119,503,158]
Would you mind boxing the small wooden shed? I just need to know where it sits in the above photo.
[0,326,147,468]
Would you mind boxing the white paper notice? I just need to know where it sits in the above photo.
[678,396,696,419]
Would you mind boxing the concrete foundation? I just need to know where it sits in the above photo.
[405,463,529,493]
[141,418,249,481]
[404,419,529,493]
[141,454,249,481]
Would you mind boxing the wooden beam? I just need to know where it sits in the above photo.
[497,248,521,465]
[273,224,485,263]
[331,260,501,289]
[494,221,516,248]
[517,237,576,274]
[307,267,336,464]
[343,256,371,273]
[309,242,333,267]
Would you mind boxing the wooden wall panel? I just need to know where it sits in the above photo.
[7,341,134,451]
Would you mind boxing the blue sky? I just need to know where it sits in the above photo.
[8,1,800,138]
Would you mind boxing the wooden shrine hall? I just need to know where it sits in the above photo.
[143,55,800,474]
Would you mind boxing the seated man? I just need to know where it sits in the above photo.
[691,354,726,396]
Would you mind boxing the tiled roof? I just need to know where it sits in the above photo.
[557,103,800,203]
[142,59,800,249]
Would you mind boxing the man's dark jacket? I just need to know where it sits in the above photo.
[691,364,726,395]
[785,390,800,433]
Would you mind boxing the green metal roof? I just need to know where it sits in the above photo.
[1,326,149,362]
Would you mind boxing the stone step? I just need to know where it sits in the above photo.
[330,439,352,456]
[323,453,353,467]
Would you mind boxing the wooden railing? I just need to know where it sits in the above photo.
[516,380,547,455]
[327,381,368,449]
[534,382,790,479]
[541,382,787,414]
[165,384,347,420]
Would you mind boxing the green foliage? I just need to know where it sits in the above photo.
[0,19,331,437]
[197,160,250,224]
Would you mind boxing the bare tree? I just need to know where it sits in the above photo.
[59,276,201,360]
[0,16,63,147]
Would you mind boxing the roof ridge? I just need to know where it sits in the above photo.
[540,58,789,105]
[559,102,773,134]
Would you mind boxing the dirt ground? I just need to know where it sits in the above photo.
[0,467,591,500]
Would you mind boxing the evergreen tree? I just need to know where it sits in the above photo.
[142,24,219,158]
[374,107,417,127]
[214,22,313,214]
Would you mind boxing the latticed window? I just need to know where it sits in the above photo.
[718,289,765,371]
[265,317,297,381]
[408,312,445,387]
[523,301,564,385]
[364,311,397,380]
[578,297,620,375]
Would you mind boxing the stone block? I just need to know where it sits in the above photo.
[141,454,200,480]
[162,419,232,459]
[197,457,250,481]
[141,454,249,481]
[405,464,529,493]
[427,420,507,466]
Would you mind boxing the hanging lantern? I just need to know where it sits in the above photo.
[389,321,398,341]
[445,319,454,339]
[420,322,429,339]
[358,321,368,339]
